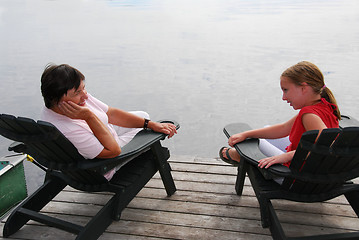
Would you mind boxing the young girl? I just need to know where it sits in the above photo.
[220,61,341,169]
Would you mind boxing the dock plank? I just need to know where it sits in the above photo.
[1,155,359,239]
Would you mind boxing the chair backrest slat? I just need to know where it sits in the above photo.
[36,121,84,164]
[332,127,359,148]
[345,156,359,171]
[281,131,318,189]
[298,129,341,193]
[282,127,359,194]
[0,114,108,186]
[1,114,31,134]
[14,117,70,164]
[300,129,340,172]
[13,116,82,165]
[332,128,359,174]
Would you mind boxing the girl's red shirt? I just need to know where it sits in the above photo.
[284,98,339,167]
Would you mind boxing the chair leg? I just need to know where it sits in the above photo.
[76,195,118,240]
[247,166,272,229]
[78,152,162,239]
[3,174,66,237]
[151,142,177,196]
[258,197,271,228]
[267,201,287,240]
[345,191,359,217]
[235,160,248,196]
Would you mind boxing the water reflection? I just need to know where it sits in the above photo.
[0,0,359,192]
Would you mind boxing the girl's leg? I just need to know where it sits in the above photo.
[220,147,241,162]
[258,137,289,185]
[258,138,287,157]
[258,125,289,156]
[221,136,289,163]
[264,137,290,153]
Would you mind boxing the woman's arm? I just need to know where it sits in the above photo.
[107,107,145,128]
[107,107,177,138]
[59,101,121,158]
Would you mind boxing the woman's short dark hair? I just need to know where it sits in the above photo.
[41,63,85,108]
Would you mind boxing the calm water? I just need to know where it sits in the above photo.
[1,0,359,192]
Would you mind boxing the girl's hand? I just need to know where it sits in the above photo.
[58,101,91,120]
[228,133,247,147]
[150,122,177,138]
[258,151,294,169]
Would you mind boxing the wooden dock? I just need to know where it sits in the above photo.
[1,155,359,239]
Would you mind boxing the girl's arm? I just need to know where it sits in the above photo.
[258,113,327,168]
[228,115,297,147]
[258,150,295,169]
[302,113,327,132]
[58,101,121,158]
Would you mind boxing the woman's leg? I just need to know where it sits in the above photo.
[112,111,150,147]
[104,111,151,180]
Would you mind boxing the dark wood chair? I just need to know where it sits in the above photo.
[223,116,359,240]
[0,113,179,240]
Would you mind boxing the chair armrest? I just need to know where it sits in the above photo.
[234,138,292,179]
[224,123,292,179]
[223,123,267,166]
[119,119,180,159]
[340,115,359,128]
[224,122,359,183]
[77,120,179,172]
[8,141,27,153]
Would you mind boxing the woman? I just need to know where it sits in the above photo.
[41,63,177,179]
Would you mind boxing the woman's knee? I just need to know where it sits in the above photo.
[130,111,150,119]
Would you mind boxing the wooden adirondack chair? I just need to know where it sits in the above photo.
[0,113,179,240]
[223,116,359,240]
